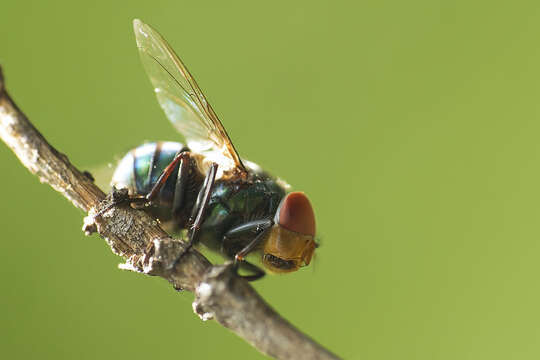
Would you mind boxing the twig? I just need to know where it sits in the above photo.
[0,66,340,360]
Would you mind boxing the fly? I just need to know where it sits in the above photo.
[111,19,317,280]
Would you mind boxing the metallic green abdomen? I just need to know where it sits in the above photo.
[200,177,286,257]
[112,142,187,208]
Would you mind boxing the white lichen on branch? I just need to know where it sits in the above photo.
[0,66,339,360]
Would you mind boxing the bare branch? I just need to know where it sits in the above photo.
[0,66,339,360]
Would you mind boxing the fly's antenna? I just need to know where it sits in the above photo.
[310,235,323,275]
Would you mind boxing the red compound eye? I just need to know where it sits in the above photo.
[278,192,316,236]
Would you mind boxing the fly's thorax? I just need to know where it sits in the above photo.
[199,177,287,253]
[192,150,250,181]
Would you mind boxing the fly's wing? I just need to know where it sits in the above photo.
[133,19,246,173]
[83,161,117,192]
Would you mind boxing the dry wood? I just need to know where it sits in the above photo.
[0,66,339,360]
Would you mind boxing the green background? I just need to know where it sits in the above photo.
[2,1,540,359]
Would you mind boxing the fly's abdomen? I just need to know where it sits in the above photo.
[111,141,187,208]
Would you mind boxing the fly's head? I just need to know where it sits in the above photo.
[262,192,317,273]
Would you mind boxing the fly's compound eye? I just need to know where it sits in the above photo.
[277,192,316,237]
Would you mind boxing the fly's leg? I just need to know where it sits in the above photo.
[223,219,274,281]
[168,163,218,269]
[171,151,191,215]
[236,261,266,282]
[187,163,218,246]
[223,219,274,255]
[145,151,191,206]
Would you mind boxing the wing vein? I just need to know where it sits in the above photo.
[133,19,246,173]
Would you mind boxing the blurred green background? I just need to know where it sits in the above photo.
[2,0,540,359]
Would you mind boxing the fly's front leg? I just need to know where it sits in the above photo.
[236,261,266,282]
[223,219,273,281]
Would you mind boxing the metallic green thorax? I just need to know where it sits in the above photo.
[200,176,286,256]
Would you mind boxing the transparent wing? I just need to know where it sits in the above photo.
[83,161,117,192]
[133,19,246,173]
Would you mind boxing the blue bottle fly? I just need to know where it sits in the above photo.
[110,20,317,280]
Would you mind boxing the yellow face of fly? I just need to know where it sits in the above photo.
[262,224,316,273]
